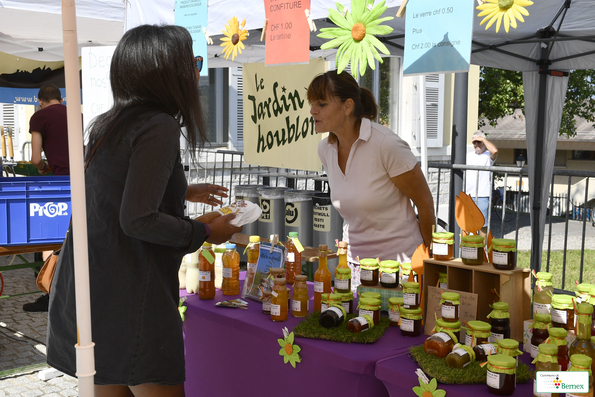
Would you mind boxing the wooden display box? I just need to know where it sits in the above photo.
[423,258,531,341]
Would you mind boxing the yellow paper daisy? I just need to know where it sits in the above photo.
[477,0,533,33]
[220,16,248,61]
[318,0,393,76]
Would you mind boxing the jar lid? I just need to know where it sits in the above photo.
[461,234,484,243]
[538,343,559,355]
[436,318,461,329]
[321,293,330,299]
[225,243,236,249]
[202,242,213,247]
[467,320,491,331]
[577,302,594,314]
[441,292,460,301]
[214,246,226,253]
[439,272,447,277]
[487,354,516,369]
[359,258,379,269]
[319,244,328,251]
[380,260,400,269]
[401,262,412,270]
[403,281,420,289]
[497,338,519,349]
[388,297,404,305]
[551,294,575,308]
[359,297,381,307]
[273,278,286,285]
[432,232,454,239]
[577,283,595,293]
[570,354,593,368]
[399,306,423,315]
[548,327,568,338]
[329,293,343,303]
[288,231,299,237]
[491,301,509,311]
[270,267,285,274]
[491,238,516,248]
[534,312,552,323]
[360,292,381,300]
[536,271,552,281]
[336,268,352,275]
[295,275,307,282]
[341,292,354,301]
[249,235,260,242]
[338,241,348,248]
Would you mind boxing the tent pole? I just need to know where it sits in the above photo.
[62,1,96,395]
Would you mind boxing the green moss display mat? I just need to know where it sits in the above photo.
[293,312,390,343]
[409,345,533,384]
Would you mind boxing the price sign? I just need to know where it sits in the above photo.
[264,0,311,65]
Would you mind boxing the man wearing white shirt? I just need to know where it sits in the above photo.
[465,130,498,237]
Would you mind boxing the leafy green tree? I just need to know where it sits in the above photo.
[478,67,595,137]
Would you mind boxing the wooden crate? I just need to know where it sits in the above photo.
[423,258,531,341]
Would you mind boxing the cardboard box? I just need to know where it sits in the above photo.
[523,319,577,353]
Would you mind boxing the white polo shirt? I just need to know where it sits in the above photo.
[465,150,494,198]
[318,118,424,264]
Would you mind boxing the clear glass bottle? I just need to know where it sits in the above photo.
[221,243,240,296]
[285,232,302,284]
[270,278,288,322]
[432,232,454,261]
[533,271,554,316]
[570,303,595,376]
[198,243,216,300]
[314,244,332,312]
[336,241,349,269]
[548,327,570,371]
[486,354,516,396]
[531,313,552,359]
[533,343,560,397]
[291,275,309,318]
[488,301,511,342]
[242,236,260,299]
[567,354,594,397]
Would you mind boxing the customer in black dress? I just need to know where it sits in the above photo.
[46,25,241,397]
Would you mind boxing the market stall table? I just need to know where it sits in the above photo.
[181,272,427,397]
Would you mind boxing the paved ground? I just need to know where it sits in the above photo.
[0,214,593,395]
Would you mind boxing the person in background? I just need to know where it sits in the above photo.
[465,130,498,238]
[24,84,71,312]
[47,25,241,397]
[307,70,435,288]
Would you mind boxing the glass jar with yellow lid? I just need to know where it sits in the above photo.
[486,354,516,395]
[400,262,417,284]
[425,318,461,358]
[438,271,448,289]
[320,293,330,312]
[341,292,354,314]
[551,294,576,331]
[576,283,594,304]
[359,258,379,286]
[547,327,570,370]
[533,271,554,316]
[334,267,352,294]
[379,260,400,288]
[403,281,421,309]
[496,338,522,367]
[358,297,381,326]
[491,239,516,270]
[460,234,485,265]
[446,343,475,368]
[465,320,492,347]
[388,297,403,327]
[440,292,460,322]
[567,354,594,397]
[432,232,454,261]
[487,301,510,341]
[399,306,423,337]
[530,313,551,359]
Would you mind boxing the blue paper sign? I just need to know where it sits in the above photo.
[174,0,209,76]
[403,0,474,76]
[244,242,286,302]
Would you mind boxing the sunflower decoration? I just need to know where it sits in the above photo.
[318,0,393,76]
[413,377,446,397]
[220,16,249,61]
[278,327,301,368]
[477,0,534,34]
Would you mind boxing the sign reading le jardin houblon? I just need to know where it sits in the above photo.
[243,59,326,171]
[403,0,474,75]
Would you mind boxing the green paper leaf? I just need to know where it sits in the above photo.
[328,8,352,30]
[283,354,290,364]
[336,2,345,14]
[278,339,285,348]
[366,16,394,29]
[412,386,424,397]
[429,378,438,390]
[321,35,351,50]
[434,390,446,397]
[287,332,294,345]
[351,0,365,22]
[368,34,391,55]
[279,347,285,356]
[317,28,351,39]
[366,24,393,36]
[290,359,297,368]
[362,1,387,25]
[293,345,301,354]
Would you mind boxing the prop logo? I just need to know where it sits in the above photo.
[30,202,69,217]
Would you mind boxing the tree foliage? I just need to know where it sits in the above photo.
[478,67,595,137]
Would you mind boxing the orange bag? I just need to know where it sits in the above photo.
[36,248,61,294]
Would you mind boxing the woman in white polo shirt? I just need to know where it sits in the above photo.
[307,70,435,287]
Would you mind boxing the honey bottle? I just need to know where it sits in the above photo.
[292,275,309,318]
[285,232,302,284]
[314,244,332,312]
[271,278,288,322]
[221,243,240,296]
[198,242,216,300]
[242,235,260,299]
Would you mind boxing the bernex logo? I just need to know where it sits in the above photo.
[536,371,589,393]
[30,202,69,218]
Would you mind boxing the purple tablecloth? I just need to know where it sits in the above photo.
[375,346,535,397]
[181,272,427,397]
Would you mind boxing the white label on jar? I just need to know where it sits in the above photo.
[360,269,373,281]
[403,293,418,306]
[439,282,448,289]
[493,251,508,265]
[359,309,374,318]
[530,343,539,359]
[323,306,344,318]
[262,301,271,311]
[479,344,497,355]
[271,290,278,297]
[314,281,324,293]
[491,332,504,343]
[486,370,503,389]
[222,267,232,278]
[389,310,400,323]
[321,303,328,311]
[400,318,414,332]
[453,348,471,367]
[381,273,397,283]
[433,332,452,343]
[270,304,281,316]
[287,252,295,262]
[461,247,478,260]
[533,302,551,315]
[551,308,568,324]
[292,300,301,312]
[198,271,211,281]
[335,279,350,290]
[353,316,369,331]
[442,305,456,319]
[465,334,473,347]
[433,243,448,256]
[534,379,552,397]
[342,302,351,313]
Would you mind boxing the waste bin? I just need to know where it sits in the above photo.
[257,186,287,239]
[234,184,262,237]
[284,190,318,247]
[312,192,343,279]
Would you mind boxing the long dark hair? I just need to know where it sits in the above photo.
[86,25,206,159]
[307,70,377,143]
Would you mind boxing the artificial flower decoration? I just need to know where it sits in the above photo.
[318,0,394,76]
[278,327,301,368]
[413,377,446,397]
[476,0,533,34]
[178,297,187,321]
[220,16,248,61]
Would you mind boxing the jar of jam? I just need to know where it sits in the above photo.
[465,320,492,347]
[551,294,576,331]
[531,313,552,359]
[403,281,421,309]
[460,234,485,265]
[360,291,381,301]
[347,315,374,333]
[547,327,570,370]
[474,343,497,363]
[320,293,330,312]
[379,260,400,288]
[400,262,417,284]
[533,271,554,316]
[590,286,595,336]
[440,292,460,322]
[292,275,309,318]
[567,354,594,397]
[531,343,559,382]
[576,283,594,304]
[446,343,476,368]
[486,354,516,396]
[270,278,288,322]
[490,239,516,270]
[496,339,522,367]
[261,291,272,315]
[341,292,354,314]
[432,232,455,261]
[388,297,403,327]
[358,298,381,326]
[399,306,423,337]
[487,301,511,342]
[334,267,352,293]
[425,318,460,358]
[319,304,346,328]
[359,258,379,286]
[439,272,448,289]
